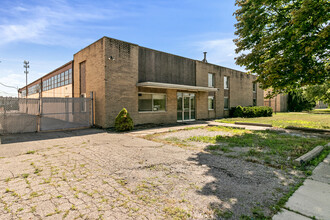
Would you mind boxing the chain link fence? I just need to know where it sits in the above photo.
[0,97,92,134]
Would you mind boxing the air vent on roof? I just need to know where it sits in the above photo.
[202,52,208,63]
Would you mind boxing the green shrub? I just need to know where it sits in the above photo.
[288,90,316,112]
[233,105,244,117]
[229,106,273,118]
[114,108,134,131]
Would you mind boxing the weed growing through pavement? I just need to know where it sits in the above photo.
[26,150,36,154]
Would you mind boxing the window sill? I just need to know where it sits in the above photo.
[208,109,214,111]
[138,111,167,114]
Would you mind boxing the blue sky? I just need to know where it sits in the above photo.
[0,0,242,96]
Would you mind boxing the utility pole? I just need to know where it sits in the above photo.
[23,60,29,98]
[24,60,29,113]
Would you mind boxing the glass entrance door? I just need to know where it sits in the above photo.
[177,93,195,122]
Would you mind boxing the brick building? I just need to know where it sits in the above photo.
[19,36,264,128]
[18,61,73,98]
[263,90,288,112]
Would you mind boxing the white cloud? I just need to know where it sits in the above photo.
[0,73,23,97]
[191,37,245,71]
[0,20,48,44]
[198,38,236,63]
[0,0,128,47]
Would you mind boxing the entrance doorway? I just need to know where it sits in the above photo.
[177,93,195,121]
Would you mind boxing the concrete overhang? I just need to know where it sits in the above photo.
[136,82,219,92]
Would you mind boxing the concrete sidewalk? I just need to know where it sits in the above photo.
[128,121,271,137]
[207,121,272,131]
[127,123,208,136]
[273,154,330,220]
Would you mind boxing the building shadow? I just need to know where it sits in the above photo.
[0,120,208,144]
[187,148,296,219]
[0,128,105,144]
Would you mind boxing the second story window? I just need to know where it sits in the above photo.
[253,83,257,93]
[208,73,214,87]
[224,76,229,89]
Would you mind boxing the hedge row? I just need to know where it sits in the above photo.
[229,106,273,118]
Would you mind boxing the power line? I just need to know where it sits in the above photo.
[0,90,17,95]
[0,82,18,90]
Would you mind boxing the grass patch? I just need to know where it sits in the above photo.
[189,136,216,144]
[183,126,205,130]
[186,127,328,168]
[30,192,41,198]
[144,133,191,148]
[163,206,191,219]
[309,109,330,114]
[271,180,304,213]
[216,112,330,129]
[207,125,247,134]
[21,173,29,179]
[26,150,36,154]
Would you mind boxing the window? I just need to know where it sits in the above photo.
[208,96,214,110]
[208,73,214,87]
[138,93,166,112]
[224,97,229,109]
[65,70,69,85]
[224,76,229,89]
[41,68,73,92]
[28,84,40,95]
[253,83,257,92]
[253,98,257,106]
[21,90,26,97]
[80,94,86,112]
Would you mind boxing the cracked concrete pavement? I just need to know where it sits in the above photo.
[0,128,298,219]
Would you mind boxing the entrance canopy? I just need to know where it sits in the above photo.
[136,82,218,92]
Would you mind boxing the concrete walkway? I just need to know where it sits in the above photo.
[127,123,208,136]
[273,154,330,220]
[207,121,272,131]
[128,121,272,137]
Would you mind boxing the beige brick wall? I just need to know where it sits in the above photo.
[264,90,288,112]
[196,61,264,119]
[103,38,179,126]
[196,91,209,120]
[73,37,265,127]
[73,38,106,127]
[104,38,139,127]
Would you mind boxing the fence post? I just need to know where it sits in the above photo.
[90,91,94,126]
[37,97,42,132]
[3,97,7,133]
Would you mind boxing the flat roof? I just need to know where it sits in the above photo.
[137,82,219,92]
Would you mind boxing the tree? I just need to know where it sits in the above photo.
[288,89,315,112]
[234,0,330,95]
[303,81,330,104]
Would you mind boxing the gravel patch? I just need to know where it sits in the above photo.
[160,128,232,140]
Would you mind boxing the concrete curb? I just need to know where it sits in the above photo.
[294,145,324,166]
[234,122,272,127]
[286,126,330,133]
